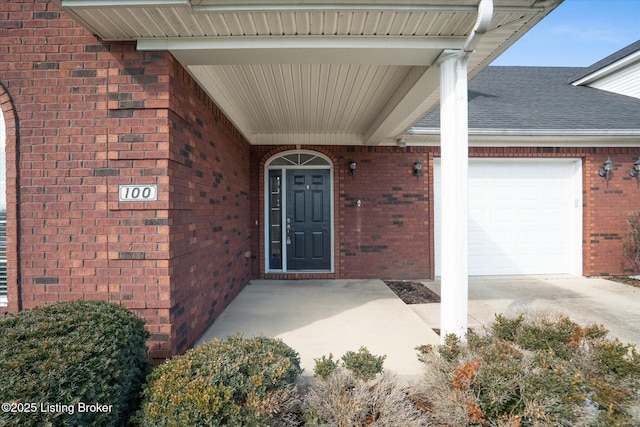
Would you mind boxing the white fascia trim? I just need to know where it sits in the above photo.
[137,36,465,66]
[190,3,544,13]
[61,0,188,7]
[251,133,364,146]
[572,51,640,86]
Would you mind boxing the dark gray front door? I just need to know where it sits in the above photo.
[286,170,331,270]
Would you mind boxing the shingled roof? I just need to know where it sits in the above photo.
[414,66,640,131]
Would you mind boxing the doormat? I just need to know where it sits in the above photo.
[383,281,441,304]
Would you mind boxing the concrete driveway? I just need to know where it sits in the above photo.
[198,276,640,380]
[414,275,640,346]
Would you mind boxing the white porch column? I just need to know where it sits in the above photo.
[438,50,469,342]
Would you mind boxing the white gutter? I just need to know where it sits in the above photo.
[408,128,640,137]
[458,0,494,62]
[60,0,189,6]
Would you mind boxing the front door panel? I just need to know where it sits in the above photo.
[286,170,330,270]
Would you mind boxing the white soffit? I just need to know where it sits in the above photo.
[57,0,562,145]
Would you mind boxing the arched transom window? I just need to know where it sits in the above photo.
[267,152,331,168]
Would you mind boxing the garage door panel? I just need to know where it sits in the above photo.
[435,159,581,276]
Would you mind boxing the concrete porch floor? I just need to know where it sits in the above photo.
[198,279,438,380]
[198,276,640,380]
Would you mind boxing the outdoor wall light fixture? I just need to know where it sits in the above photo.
[599,157,613,181]
[349,159,357,178]
[414,159,423,179]
[630,159,640,181]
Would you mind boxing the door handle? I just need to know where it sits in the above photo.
[286,217,291,244]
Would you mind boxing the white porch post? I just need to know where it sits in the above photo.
[438,50,469,342]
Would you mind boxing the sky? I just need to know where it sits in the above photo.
[491,0,640,67]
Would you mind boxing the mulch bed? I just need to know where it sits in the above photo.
[383,280,441,304]
[604,276,640,288]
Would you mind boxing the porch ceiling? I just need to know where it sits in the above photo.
[56,0,562,145]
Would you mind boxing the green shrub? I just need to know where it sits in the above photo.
[134,334,302,427]
[313,353,338,380]
[313,346,385,382]
[414,312,640,426]
[341,346,386,381]
[0,300,150,427]
[492,313,523,341]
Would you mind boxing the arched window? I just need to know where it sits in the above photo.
[0,111,6,304]
[267,152,331,168]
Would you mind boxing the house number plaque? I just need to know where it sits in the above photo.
[119,185,158,201]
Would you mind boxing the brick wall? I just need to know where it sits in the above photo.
[338,146,431,279]
[251,145,432,280]
[166,60,251,356]
[583,150,640,276]
[0,0,251,360]
[250,145,640,279]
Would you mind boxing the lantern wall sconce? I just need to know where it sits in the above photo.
[413,159,423,179]
[630,159,640,181]
[349,159,357,178]
[599,156,613,181]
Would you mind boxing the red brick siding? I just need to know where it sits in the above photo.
[337,146,431,279]
[0,0,251,360]
[251,145,432,280]
[583,150,640,276]
[167,59,251,355]
[250,145,640,279]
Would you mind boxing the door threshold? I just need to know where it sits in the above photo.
[267,270,333,274]
[263,271,335,280]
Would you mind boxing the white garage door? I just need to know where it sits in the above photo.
[434,159,582,276]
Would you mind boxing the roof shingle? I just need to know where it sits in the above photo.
[415,66,640,131]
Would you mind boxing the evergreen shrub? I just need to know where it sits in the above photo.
[414,312,640,426]
[134,334,302,426]
[0,300,150,427]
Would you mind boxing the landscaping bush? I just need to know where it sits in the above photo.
[413,311,640,426]
[312,346,386,381]
[0,300,150,427]
[304,369,428,427]
[341,346,386,381]
[133,334,302,426]
[305,347,427,426]
[623,209,640,272]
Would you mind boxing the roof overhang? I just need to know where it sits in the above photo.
[572,49,640,87]
[55,0,563,145]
